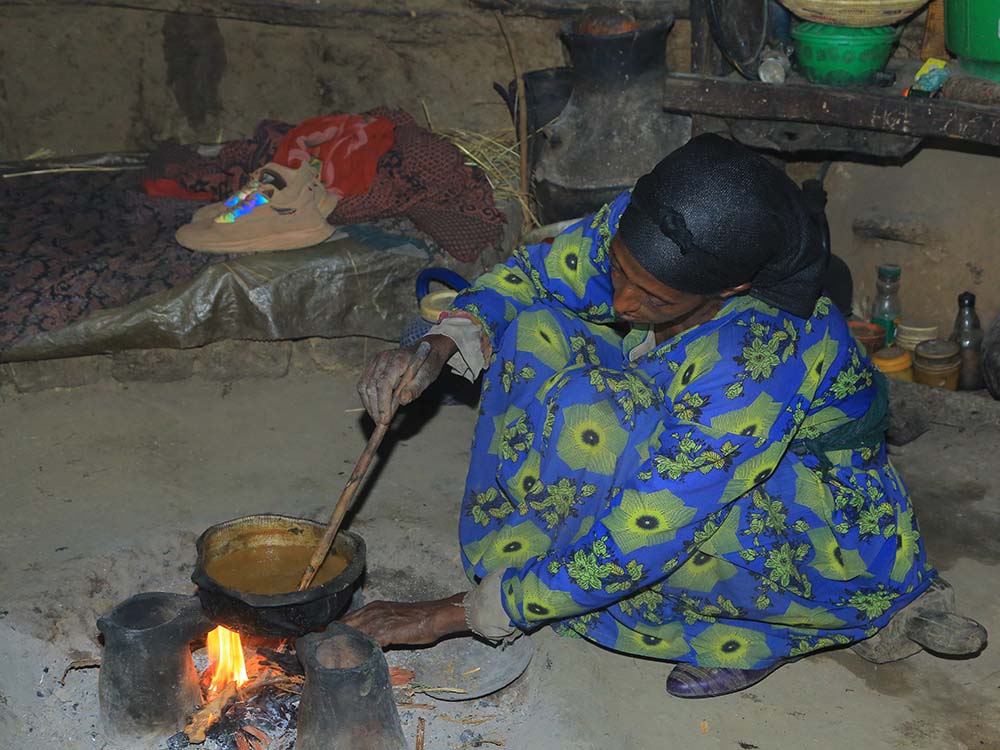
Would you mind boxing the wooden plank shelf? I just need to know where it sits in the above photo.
[663,68,1000,148]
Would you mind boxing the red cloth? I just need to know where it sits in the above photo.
[271,114,395,199]
[142,121,293,202]
[142,177,214,202]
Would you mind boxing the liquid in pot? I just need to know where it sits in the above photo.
[205,544,350,595]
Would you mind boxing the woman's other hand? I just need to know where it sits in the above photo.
[340,594,468,648]
[357,334,458,424]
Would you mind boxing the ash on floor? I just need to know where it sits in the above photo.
[1,372,998,749]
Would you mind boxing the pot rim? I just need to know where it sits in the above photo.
[191,513,366,610]
[560,16,674,43]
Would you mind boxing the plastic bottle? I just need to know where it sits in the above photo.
[950,291,985,390]
[758,47,792,84]
[870,265,902,345]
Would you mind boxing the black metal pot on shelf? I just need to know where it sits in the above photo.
[529,13,691,224]
[494,67,573,172]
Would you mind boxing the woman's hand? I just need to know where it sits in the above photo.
[357,335,458,424]
[340,594,469,648]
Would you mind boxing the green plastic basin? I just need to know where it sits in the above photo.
[945,0,1000,82]
[792,22,901,86]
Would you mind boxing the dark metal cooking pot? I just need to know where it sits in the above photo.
[192,513,365,638]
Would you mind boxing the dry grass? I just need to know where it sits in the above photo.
[421,101,539,229]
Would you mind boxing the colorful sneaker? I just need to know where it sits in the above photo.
[176,162,339,253]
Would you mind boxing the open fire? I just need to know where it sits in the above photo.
[97,591,419,749]
[178,629,304,748]
[206,626,249,694]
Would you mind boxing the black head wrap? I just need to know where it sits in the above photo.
[617,134,826,318]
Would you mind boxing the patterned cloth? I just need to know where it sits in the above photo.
[330,108,505,263]
[0,172,231,352]
[451,192,934,669]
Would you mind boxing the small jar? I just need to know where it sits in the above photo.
[895,321,939,353]
[849,320,886,356]
[872,345,913,382]
[912,338,961,390]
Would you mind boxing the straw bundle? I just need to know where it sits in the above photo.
[422,102,538,228]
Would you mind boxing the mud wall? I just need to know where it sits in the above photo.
[1,1,997,335]
[0,2,567,158]
[826,146,1000,334]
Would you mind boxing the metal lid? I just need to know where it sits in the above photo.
[914,338,960,360]
[876,264,901,280]
[896,321,938,338]
[872,345,912,371]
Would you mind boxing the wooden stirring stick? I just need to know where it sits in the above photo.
[298,341,433,591]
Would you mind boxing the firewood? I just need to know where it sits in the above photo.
[243,725,271,745]
[415,717,426,750]
[389,666,415,687]
[59,658,101,686]
[241,674,304,697]
[184,683,238,744]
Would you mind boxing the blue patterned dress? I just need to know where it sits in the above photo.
[448,192,933,669]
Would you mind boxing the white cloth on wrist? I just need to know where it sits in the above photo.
[426,317,487,382]
[461,569,520,642]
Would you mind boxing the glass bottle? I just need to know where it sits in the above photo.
[950,291,985,390]
[870,264,902,345]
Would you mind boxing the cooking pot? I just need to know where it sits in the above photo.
[192,513,365,638]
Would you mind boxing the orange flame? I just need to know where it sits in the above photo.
[206,625,248,693]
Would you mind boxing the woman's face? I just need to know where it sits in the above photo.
[610,235,722,327]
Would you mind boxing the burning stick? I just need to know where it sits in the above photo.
[184,683,238,744]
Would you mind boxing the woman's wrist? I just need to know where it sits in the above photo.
[428,593,471,639]
[421,333,459,361]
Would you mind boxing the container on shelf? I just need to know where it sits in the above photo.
[950,291,985,390]
[780,0,930,28]
[945,0,1000,83]
[792,22,901,86]
[912,338,961,390]
[895,321,938,352]
[849,320,887,355]
[872,345,914,381]
[869,264,902,345]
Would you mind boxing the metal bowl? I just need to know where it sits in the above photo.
[192,514,365,638]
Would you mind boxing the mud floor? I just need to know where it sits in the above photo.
[1,370,998,749]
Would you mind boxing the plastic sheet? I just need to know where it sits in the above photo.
[1,236,429,363]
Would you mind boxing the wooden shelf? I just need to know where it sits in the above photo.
[663,66,1000,149]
